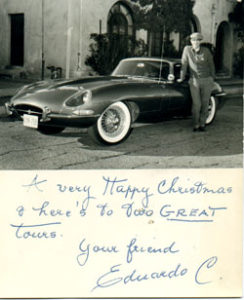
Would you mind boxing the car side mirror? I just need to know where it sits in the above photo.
[167,74,175,83]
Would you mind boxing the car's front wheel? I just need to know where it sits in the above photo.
[205,95,218,125]
[88,101,132,145]
[38,125,65,135]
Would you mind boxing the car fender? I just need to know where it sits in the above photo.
[124,101,140,122]
[211,82,226,109]
[90,81,161,115]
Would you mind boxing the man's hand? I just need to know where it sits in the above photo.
[177,78,183,83]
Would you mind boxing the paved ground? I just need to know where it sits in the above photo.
[0,95,242,169]
[0,76,242,169]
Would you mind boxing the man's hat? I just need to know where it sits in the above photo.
[190,32,203,41]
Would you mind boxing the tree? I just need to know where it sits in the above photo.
[229,0,244,43]
[229,1,244,78]
[85,0,194,74]
[85,33,148,75]
[130,0,195,55]
[131,0,194,34]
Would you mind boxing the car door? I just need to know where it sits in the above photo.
[167,81,191,114]
[127,61,171,114]
[166,62,191,116]
[141,61,171,115]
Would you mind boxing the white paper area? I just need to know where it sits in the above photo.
[0,169,242,298]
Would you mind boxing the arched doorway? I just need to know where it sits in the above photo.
[191,15,201,33]
[215,21,232,76]
[107,2,134,66]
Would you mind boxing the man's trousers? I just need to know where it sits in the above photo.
[189,76,214,128]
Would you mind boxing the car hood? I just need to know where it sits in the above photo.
[10,76,135,109]
[11,75,159,112]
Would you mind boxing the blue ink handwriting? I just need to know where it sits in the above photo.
[32,201,72,218]
[10,222,61,239]
[92,263,188,291]
[57,183,95,202]
[126,238,179,263]
[158,177,232,195]
[77,238,119,267]
[22,174,47,192]
[97,203,114,216]
[16,205,25,217]
[121,202,154,218]
[195,256,218,285]
[102,176,153,207]
[160,204,227,223]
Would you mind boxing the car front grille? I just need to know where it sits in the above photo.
[14,104,43,117]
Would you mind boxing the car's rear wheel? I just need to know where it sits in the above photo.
[205,95,218,125]
[38,125,65,135]
[88,101,132,145]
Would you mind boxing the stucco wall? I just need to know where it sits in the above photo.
[43,0,68,73]
[0,0,70,77]
[0,0,129,77]
[73,0,131,76]
[194,0,235,75]
[193,0,235,44]
[0,0,238,78]
[70,0,120,76]
[0,0,43,72]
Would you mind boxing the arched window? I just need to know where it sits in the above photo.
[107,2,134,66]
[108,2,134,37]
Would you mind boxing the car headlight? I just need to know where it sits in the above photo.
[83,90,92,103]
[65,90,92,107]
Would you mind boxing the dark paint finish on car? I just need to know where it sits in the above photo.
[5,57,226,145]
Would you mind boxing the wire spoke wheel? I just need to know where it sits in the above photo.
[89,102,132,145]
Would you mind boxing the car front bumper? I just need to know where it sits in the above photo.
[5,102,100,128]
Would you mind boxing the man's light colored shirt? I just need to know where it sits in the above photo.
[180,45,215,80]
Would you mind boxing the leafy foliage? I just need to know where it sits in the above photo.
[163,39,181,58]
[228,1,244,77]
[233,47,244,78]
[229,1,244,42]
[85,33,148,75]
[131,0,194,37]
[85,0,195,74]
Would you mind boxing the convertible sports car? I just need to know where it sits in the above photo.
[5,57,226,145]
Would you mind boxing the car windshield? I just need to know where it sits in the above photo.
[112,60,170,80]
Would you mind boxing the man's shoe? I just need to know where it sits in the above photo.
[199,126,206,132]
[193,127,199,132]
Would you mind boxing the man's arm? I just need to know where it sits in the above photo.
[179,46,189,81]
[178,46,189,82]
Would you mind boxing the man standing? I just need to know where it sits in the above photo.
[178,32,215,132]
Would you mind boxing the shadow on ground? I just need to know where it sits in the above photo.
[1,97,242,158]
[75,116,243,157]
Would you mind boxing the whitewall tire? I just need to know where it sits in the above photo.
[205,96,218,125]
[88,101,132,145]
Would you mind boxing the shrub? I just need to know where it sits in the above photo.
[85,33,148,75]
[233,47,244,78]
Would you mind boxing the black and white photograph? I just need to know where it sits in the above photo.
[0,0,243,169]
[0,0,243,299]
